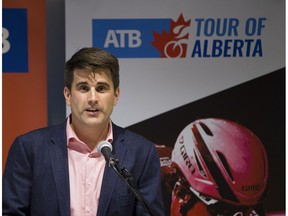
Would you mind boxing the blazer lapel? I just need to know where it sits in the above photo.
[97,163,120,215]
[49,122,71,216]
[97,124,127,216]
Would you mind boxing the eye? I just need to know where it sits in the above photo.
[78,85,89,92]
[96,84,109,92]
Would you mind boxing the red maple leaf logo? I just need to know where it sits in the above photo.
[151,14,191,58]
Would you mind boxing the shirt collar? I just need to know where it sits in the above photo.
[66,116,113,152]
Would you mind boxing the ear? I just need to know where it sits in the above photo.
[113,87,120,106]
[63,87,71,106]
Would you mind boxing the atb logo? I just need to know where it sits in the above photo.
[151,14,190,58]
[92,14,190,58]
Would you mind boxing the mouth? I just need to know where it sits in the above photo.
[86,107,100,113]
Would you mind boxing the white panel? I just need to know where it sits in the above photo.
[65,0,285,127]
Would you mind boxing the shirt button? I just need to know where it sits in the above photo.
[85,207,91,214]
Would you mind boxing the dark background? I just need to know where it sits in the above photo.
[128,68,285,213]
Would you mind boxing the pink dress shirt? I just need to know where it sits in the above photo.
[66,118,113,216]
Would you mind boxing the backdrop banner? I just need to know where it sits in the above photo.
[65,0,285,214]
[2,0,47,168]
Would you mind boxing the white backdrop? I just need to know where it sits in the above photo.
[65,0,285,127]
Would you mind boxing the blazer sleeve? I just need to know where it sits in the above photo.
[3,136,33,216]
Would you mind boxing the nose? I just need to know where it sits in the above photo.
[88,89,98,104]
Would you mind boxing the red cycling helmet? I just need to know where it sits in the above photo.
[171,118,268,206]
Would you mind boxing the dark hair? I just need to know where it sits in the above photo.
[64,47,119,90]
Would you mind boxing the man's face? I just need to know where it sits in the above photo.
[64,68,119,131]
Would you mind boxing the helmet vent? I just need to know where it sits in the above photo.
[192,124,239,202]
[216,151,234,182]
[194,150,207,177]
[199,122,213,136]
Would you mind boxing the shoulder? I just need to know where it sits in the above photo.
[12,121,66,147]
[112,123,154,146]
[111,123,158,160]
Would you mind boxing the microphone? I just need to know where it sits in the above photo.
[97,141,114,165]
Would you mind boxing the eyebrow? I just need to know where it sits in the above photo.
[75,81,88,87]
[75,81,110,88]
[97,81,110,87]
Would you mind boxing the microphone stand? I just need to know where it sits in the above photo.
[108,157,155,216]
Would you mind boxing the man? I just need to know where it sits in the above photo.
[3,47,164,216]
[157,118,269,216]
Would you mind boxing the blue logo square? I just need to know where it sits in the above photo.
[92,19,170,58]
[3,8,28,73]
